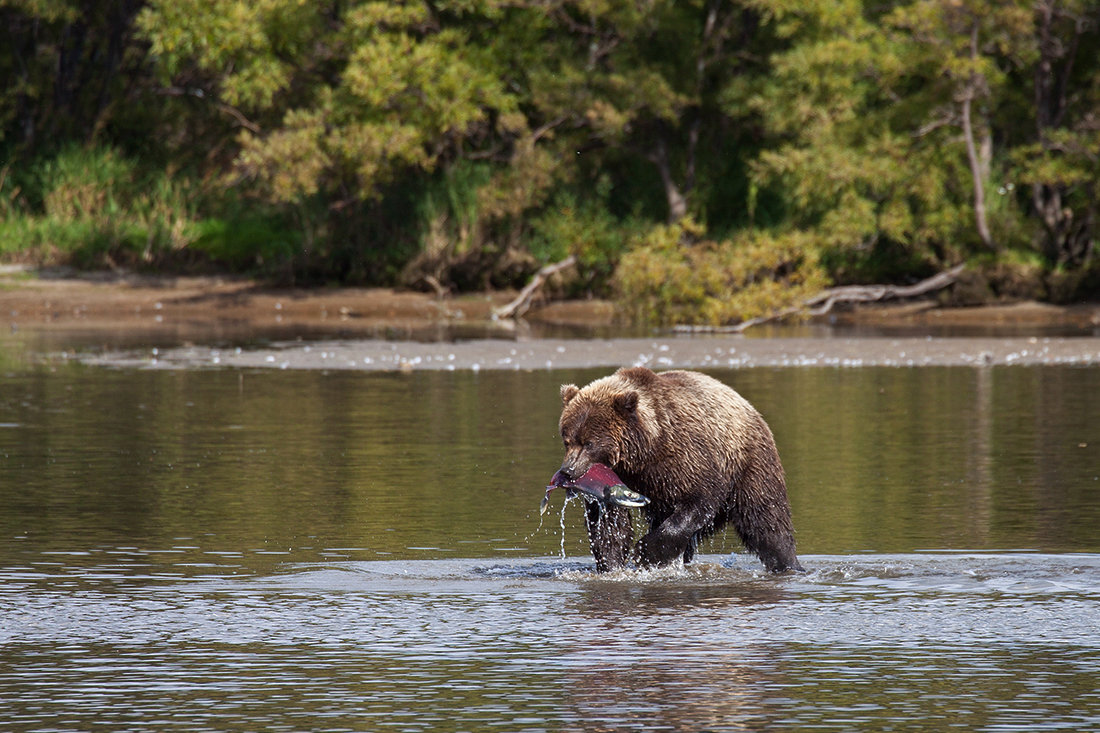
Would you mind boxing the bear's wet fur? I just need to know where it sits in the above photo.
[558,366,802,573]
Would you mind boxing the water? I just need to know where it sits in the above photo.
[2,364,1099,731]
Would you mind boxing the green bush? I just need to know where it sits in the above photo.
[0,145,198,266]
[614,219,829,326]
[1,145,299,274]
[191,215,300,271]
[527,188,642,295]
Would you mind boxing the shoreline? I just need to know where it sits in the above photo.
[3,269,1100,370]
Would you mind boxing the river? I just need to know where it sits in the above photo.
[1,338,1098,731]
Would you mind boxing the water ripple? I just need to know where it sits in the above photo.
[2,553,1099,732]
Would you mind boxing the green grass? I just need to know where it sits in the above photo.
[0,145,299,274]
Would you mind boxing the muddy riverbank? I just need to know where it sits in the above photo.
[4,268,1100,369]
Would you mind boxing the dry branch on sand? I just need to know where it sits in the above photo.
[672,264,967,334]
[493,255,577,320]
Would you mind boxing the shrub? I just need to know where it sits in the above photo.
[1,145,298,274]
[0,145,201,267]
[614,220,829,326]
[527,189,642,295]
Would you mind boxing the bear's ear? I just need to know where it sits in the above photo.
[560,384,580,406]
[613,391,639,416]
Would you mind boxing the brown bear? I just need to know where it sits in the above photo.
[557,366,802,572]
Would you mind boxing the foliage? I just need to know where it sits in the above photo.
[527,179,646,295]
[1,146,191,266]
[748,0,1100,281]
[2,0,1100,322]
[615,219,827,325]
[0,0,149,152]
[0,145,297,273]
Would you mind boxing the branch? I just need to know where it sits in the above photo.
[673,264,966,334]
[156,86,261,133]
[531,115,567,142]
[913,107,956,137]
[493,255,577,320]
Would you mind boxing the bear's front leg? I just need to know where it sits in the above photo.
[584,501,633,572]
[636,504,712,567]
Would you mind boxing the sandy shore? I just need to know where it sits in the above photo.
[4,268,1100,370]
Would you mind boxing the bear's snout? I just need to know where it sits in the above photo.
[558,449,591,482]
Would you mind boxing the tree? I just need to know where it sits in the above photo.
[140,2,513,200]
[748,0,945,273]
[523,1,774,224]
[1,0,148,153]
[6,0,1094,299]
[888,0,1034,253]
[747,0,1043,277]
[1018,0,1099,267]
[136,0,784,281]
[138,0,534,279]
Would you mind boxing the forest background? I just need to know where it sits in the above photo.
[1,0,1098,326]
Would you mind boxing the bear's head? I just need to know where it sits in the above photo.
[557,376,642,481]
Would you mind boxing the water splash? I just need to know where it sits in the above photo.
[523,506,547,545]
[559,497,570,559]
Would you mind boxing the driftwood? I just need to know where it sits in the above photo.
[493,255,577,320]
[422,274,448,299]
[673,264,967,334]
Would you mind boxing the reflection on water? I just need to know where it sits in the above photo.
[1,364,1098,731]
[2,366,1096,564]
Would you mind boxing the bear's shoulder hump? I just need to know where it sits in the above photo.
[614,366,658,386]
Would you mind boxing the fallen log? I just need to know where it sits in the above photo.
[493,255,577,320]
[673,264,966,334]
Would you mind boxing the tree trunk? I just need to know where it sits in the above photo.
[650,138,688,223]
[962,23,996,251]
[961,92,995,251]
[1031,0,1090,266]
